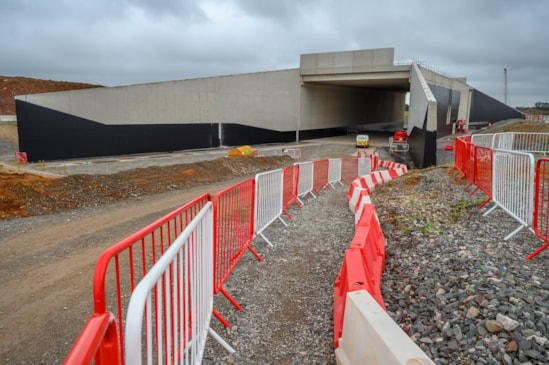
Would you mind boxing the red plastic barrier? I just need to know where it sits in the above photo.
[282,165,301,219]
[14,152,28,164]
[531,158,549,259]
[86,193,211,364]
[334,201,387,348]
[63,313,119,365]
[341,158,359,182]
[312,159,330,193]
[472,146,493,208]
[213,178,261,312]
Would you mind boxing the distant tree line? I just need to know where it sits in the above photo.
[534,102,549,111]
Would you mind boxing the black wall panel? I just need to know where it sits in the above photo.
[16,100,219,162]
[469,90,523,123]
[221,123,295,146]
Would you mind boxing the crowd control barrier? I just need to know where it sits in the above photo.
[295,161,314,204]
[470,134,494,148]
[358,155,372,176]
[14,151,28,164]
[63,312,119,365]
[472,145,494,208]
[328,158,343,188]
[312,159,330,194]
[65,194,212,364]
[125,203,234,365]
[213,178,260,315]
[531,158,549,259]
[486,150,535,240]
[254,169,287,246]
[282,165,301,219]
[492,132,514,150]
[341,158,359,182]
[283,148,303,159]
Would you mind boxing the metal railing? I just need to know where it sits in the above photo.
[328,159,343,188]
[486,150,535,240]
[282,165,301,219]
[254,169,287,246]
[125,203,234,365]
[312,159,330,194]
[295,161,314,204]
[213,178,260,315]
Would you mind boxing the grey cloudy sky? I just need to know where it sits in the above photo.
[1,0,548,107]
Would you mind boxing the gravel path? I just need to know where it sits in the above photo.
[202,165,549,365]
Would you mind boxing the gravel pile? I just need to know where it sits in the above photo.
[202,165,549,365]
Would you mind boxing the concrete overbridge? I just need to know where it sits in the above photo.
[15,48,522,167]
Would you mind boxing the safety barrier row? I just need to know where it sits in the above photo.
[125,203,234,365]
[451,133,549,259]
[472,132,549,153]
[65,155,375,364]
[335,161,433,364]
[64,194,212,365]
[525,114,549,122]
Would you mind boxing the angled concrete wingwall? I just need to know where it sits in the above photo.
[407,63,438,168]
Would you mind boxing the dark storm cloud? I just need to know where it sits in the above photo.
[0,0,547,106]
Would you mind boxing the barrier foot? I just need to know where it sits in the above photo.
[259,232,274,247]
[469,186,479,196]
[464,182,474,191]
[208,328,236,354]
[527,242,549,259]
[283,209,294,220]
[220,288,242,310]
[247,245,263,262]
[504,224,526,241]
[454,176,465,184]
[278,215,289,227]
[213,309,231,328]
[297,197,305,206]
[478,197,491,209]
[483,204,498,217]
[448,166,457,174]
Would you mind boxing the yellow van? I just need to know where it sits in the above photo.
[355,134,370,148]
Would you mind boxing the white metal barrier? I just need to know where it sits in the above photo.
[470,133,494,148]
[486,150,536,240]
[328,159,343,188]
[492,132,514,150]
[295,161,314,205]
[254,169,287,246]
[510,132,549,153]
[358,156,371,177]
[388,142,409,153]
[125,203,234,365]
[283,148,303,159]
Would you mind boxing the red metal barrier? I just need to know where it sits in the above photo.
[461,142,475,188]
[312,159,330,194]
[63,313,119,365]
[213,178,261,313]
[451,136,471,175]
[472,146,493,208]
[531,158,549,259]
[282,165,301,219]
[341,158,359,182]
[14,152,28,164]
[86,193,211,365]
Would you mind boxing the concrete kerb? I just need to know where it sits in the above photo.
[335,161,434,364]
